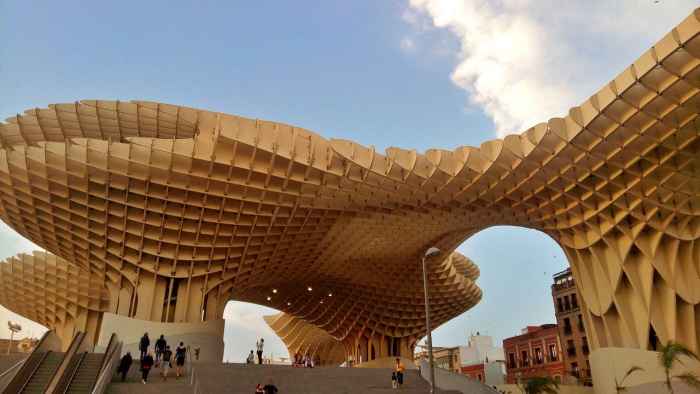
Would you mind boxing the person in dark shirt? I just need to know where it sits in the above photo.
[154,335,167,365]
[139,333,150,360]
[175,342,187,378]
[140,352,154,384]
[117,352,132,382]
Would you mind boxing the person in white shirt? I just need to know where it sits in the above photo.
[246,350,255,364]
[256,338,264,364]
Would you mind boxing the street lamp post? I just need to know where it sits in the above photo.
[422,246,440,394]
[7,322,21,355]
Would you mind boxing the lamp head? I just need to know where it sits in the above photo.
[424,247,441,258]
[7,322,21,332]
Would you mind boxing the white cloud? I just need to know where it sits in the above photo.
[404,0,698,138]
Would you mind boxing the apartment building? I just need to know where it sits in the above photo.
[552,268,592,386]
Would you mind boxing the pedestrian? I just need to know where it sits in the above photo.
[256,338,264,364]
[247,350,255,364]
[394,358,405,388]
[141,351,154,384]
[255,384,264,393]
[117,352,133,382]
[139,332,150,360]
[263,379,278,394]
[175,342,187,378]
[154,335,166,365]
[161,345,173,381]
[391,371,398,389]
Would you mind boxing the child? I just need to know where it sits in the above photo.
[391,371,398,389]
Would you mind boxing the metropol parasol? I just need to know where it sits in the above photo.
[0,6,698,384]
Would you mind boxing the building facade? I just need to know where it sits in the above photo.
[414,333,506,386]
[459,334,506,386]
[503,325,565,384]
[415,346,462,373]
[552,268,592,385]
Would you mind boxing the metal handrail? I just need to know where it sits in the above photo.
[1,330,57,394]
[0,357,26,380]
[97,334,117,373]
[90,339,121,394]
[44,331,86,394]
[0,358,25,393]
[17,351,51,393]
[30,330,53,354]
[58,352,87,394]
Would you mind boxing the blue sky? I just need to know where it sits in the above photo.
[0,0,696,362]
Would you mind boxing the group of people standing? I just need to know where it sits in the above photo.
[292,352,317,368]
[116,332,188,384]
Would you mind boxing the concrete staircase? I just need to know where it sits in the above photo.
[194,363,461,394]
[106,362,462,394]
[20,351,64,393]
[107,363,193,394]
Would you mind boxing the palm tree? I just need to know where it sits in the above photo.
[658,341,700,394]
[614,366,643,393]
[519,376,559,394]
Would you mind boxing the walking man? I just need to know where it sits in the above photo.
[175,342,187,378]
[139,333,150,360]
[117,352,133,382]
[256,338,264,364]
[154,334,166,365]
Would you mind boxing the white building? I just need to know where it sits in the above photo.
[459,333,506,386]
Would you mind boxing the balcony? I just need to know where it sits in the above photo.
[567,347,577,357]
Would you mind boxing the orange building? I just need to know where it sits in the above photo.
[461,363,486,382]
[503,325,565,384]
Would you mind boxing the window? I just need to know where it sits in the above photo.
[548,344,557,361]
[582,337,589,355]
[567,339,576,357]
[578,314,585,331]
[564,318,572,335]
[521,350,529,367]
[571,293,578,309]
[571,362,579,378]
[564,295,571,310]
[535,348,543,364]
[509,353,516,369]
[557,297,564,312]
